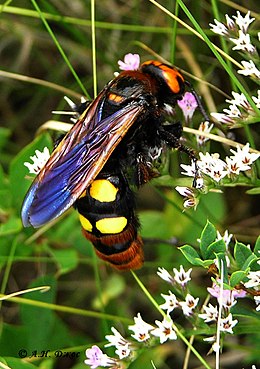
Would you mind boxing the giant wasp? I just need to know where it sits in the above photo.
[22,60,206,270]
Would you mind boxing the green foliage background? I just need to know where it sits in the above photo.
[0,1,259,369]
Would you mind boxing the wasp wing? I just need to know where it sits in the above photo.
[21,95,146,228]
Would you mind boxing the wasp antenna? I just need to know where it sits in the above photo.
[185,81,210,122]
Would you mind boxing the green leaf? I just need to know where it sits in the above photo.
[246,187,260,195]
[241,254,258,271]
[140,210,172,239]
[199,259,216,267]
[0,325,28,356]
[0,216,22,236]
[205,239,226,259]
[4,358,37,369]
[253,235,260,255]
[0,164,12,209]
[234,242,254,269]
[9,133,52,211]
[48,248,79,275]
[20,275,57,352]
[230,270,248,287]
[199,220,217,258]
[0,127,11,151]
[93,274,126,309]
[179,245,207,266]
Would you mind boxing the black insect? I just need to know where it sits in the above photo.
[22,60,203,270]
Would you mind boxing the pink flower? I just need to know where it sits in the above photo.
[208,282,246,308]
[84,345,116,368]
[118,53,140,71]
[177,92,198,122]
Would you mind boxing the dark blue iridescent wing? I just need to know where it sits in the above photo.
[21,92,146,228]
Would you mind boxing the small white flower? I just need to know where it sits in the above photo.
[24,147,50,175]
[252,90,260,108]
[225,14,235,30]
[209,19,229,36]
[175,186,194,197]
[195,177,204,189]
[196,121,214,145]
[229,143,260,169]
[238,60,260,79]
[203,336,220,353]
[179,294,199,316]
[173,265,192,287]
[230,30,256,53]
[199,303,218,322]
[151,317,177,344]
[209,165,228,182]
[160,291,179,314]
[105,327,130,349]
[223,104,242,118]
[219,313,238,334]
[254,296,260,311]
[225,156,249,175]
[244,271,260,288]
[226,92,251,110]
[216,230,233,248]
[128,313,154,342]
[115,345,131,359]
[232,11,255,34]
[175,186,197,208]
[180,161,198,177]
[210,112,236,125]
[181,198,196,208]
[198,152,221,168]
[198,152,228,182]
[157,267,174,284]
[203,335,215,343]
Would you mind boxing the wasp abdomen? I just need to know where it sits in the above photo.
[75,172,144,270]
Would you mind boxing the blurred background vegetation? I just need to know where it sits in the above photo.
[0,1,259,369]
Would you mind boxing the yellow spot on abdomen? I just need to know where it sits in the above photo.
[79,214,93,232]
[90,179,118,202]
[96,217,127,234]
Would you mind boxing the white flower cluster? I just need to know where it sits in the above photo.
[209,11,256,54]
[211,91,260,125]
[85,310,179,369]
[24,147,50,175]
[157,265,199,317]
[84,266,199,369]
[209,11,260,125]
[176,143,259,208]
[243,260,260,312]
[199,279,247,353]
[102,312,177,363]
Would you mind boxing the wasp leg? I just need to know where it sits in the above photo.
[158,126,199,187]
[162,121,183,139]
[134,153,159,187]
